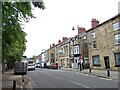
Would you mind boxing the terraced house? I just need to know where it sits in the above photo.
[42,13,120,71]
[87,14,120,70]
[49,44,56,63]
[57,37,70,68]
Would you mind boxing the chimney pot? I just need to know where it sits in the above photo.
[91,18,99,28]
[58,40,61,43]
[78,27,86,34]
[52,43,55,47]
[62,37,67,41]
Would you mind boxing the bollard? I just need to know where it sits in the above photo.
[22,78,24,82]
[107,69,110,77]
[89,68,91,73]
[22,75,24,82]
[13,80,16,90]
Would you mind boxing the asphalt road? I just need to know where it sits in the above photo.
[27,68,119,89]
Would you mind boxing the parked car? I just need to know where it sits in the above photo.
[27,63,36,70]
[40,62,45,68]
[49,63,58,69]
[45,62,52,69]
[35,63,41,68]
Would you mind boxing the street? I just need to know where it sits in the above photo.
[27,68,119,89]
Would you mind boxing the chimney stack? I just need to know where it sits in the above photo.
[50,44,51,48]
[58,40,61,43]
[91,18,99,28]
[62,37,67,41]
[78,27,86,34]
[52,43,55,47]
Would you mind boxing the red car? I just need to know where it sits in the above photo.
[49,63,58,69]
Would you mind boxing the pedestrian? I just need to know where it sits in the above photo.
[78,62,80,69]
[81,59,83,70]
[82,62,84,70]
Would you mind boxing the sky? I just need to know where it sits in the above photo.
[23,0,120,58]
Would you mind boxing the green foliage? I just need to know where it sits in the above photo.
[2,2,45,68]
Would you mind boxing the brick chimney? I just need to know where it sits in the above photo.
[62,37,67,41]
[52,43,55,47]
[58,40,61,43]
[78,27,86,34]
[91,18,99,28]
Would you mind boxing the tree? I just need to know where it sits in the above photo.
[2,1,45,69]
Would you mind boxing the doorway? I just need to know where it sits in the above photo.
[104,56,110,69]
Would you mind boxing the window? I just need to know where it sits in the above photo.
[74,46,79,54]
[92,55,100,66]
[74,46,76,54]
[92,41,97,48]
[92,32,96,38]
[59,49,62,54]
[115,34,120,44]
[84,36,87,40]
[75,59,77,63]
[64,46,66,53]
[77,46,79,54]
[114,53,120,66]
[113,22,120,31]
[66,46,68,54]
[71,47,73,54]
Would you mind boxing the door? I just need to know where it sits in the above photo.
[104,56,110,69]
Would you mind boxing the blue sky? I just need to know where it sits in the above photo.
[23,0,120,58]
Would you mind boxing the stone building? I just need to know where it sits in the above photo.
[49,44,56,63]
[86,14,120,70]
[58,37,70,68]
[70,27,88,69]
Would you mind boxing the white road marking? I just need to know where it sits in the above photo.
[69,81,91,88]
[28,82,33,90]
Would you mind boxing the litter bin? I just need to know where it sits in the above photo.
[14,62,27,75]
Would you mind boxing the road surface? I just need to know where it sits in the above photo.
[27,68,119,89]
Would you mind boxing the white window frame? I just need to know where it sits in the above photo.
[114,53,120,66]
[92,55,100,66]
[92,32,96,39]
[84,36,87,40]
[113,22,120,31]
[74,45,79,54]
[92,41,97,48]
[115,34,120,44]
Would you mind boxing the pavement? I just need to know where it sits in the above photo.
[61,68,120,81]
[2,69,32,90]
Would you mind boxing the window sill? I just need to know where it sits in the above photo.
[93,65,101,67]
[115,44,120,46]
[114,65,120,67]
[92,48,97,50]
